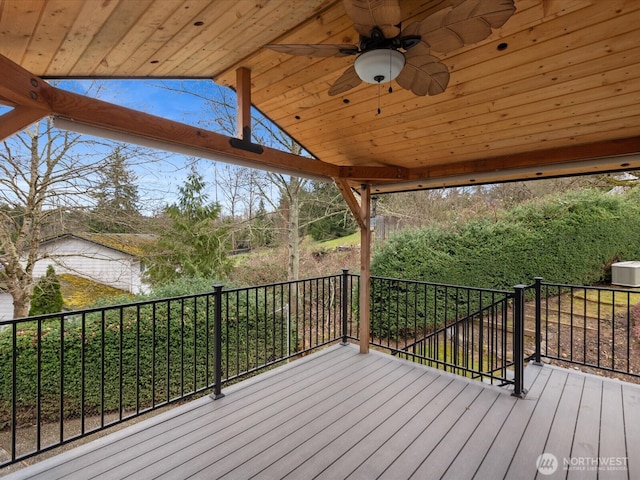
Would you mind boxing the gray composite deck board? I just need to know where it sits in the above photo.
[4,343,639,480]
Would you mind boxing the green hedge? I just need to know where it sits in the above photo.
[0,293,293,427]
[372,188,640,290]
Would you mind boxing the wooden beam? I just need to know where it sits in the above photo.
[359,184,371,354]
[0,55,51,112]
[0,54,337,180]
[339,165,408,181]
[0,106,47,141]
[236,67,252,140]
[43,84,340,180]
[335,178,365,231]
[404,137,640,182]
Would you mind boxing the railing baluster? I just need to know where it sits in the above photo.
[11,323,17,462]
[512,285,526,398]
[212,284,225,400]
[37,317,43,450]
[534,277,542,364]
[341,269,349,344]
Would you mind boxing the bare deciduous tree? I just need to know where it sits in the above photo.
[0,117,151,318]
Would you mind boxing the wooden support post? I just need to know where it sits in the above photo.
[236,67,251,140]
[359,184,371,353]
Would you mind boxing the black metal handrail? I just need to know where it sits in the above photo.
[0,272,359,468]
[528,277,640,380]
[16,271,632,468]
[368,276,524,394]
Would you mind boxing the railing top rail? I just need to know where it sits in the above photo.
[0,272,351,326]
[370,275,514,295]
[536,280,640,292]
[0,290,216,326]
[221,273,345,295]
[401,295,512,351]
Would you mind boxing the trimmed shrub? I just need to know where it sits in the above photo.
[29,265,63,316]
[372,189,640,290]
[371,188,640,336]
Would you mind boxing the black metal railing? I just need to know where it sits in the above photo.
[368,276,524,394]
[0,272,358,468]
[12,270,639,468]
[528,277,640,379]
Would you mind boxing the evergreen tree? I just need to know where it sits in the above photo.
[90,147,141,233]
[144,165,232,285]
[29,265,64,316]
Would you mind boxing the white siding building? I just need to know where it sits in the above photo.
[0,234,152,321]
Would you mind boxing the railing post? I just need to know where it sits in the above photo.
[341,269,349,345]
[211,284,225,400]
[533,277,543,365]
[512,285,527,398]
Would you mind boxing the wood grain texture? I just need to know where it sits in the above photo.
[0,0,639,191]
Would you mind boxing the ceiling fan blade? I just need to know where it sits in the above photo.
[328,66,362,96]
[342,0,401,39]
[413,0,516,53]
[265,44,358,57]
[395,53,450,96]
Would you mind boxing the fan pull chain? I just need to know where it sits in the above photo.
[389,51,394,94]
[377,82,381,115]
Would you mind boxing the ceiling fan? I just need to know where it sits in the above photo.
[266,0,516,97]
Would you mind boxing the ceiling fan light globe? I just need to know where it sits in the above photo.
[354,49,405,84]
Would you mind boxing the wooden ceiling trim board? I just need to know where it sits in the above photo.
[311,87,640,159]
[0,106,47,141]
[47,0,121,76]
[64,0,154,77]
[257,2,636,120]
[287,47,640,154]
[94,0,190,77]
[403,137,640,181]
[0,0,42,63]
[153,0,332,78]
[371,159,640,193]
[264,16,639,132]
[212,0,344,83]
[308,72,640,147]
[21,0,84,75]
[191,0,340,78]
[326,106,640,166]
[399,120,640,169]
[149,2,274,77]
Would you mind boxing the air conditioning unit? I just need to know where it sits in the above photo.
[611,261,640,287]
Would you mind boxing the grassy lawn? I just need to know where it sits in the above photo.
[311,232,359,250]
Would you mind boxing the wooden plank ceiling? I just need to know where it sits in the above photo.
[0,0,639,192]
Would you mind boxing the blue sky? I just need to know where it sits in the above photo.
[54,79,266,215]
[2,79,298,216]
